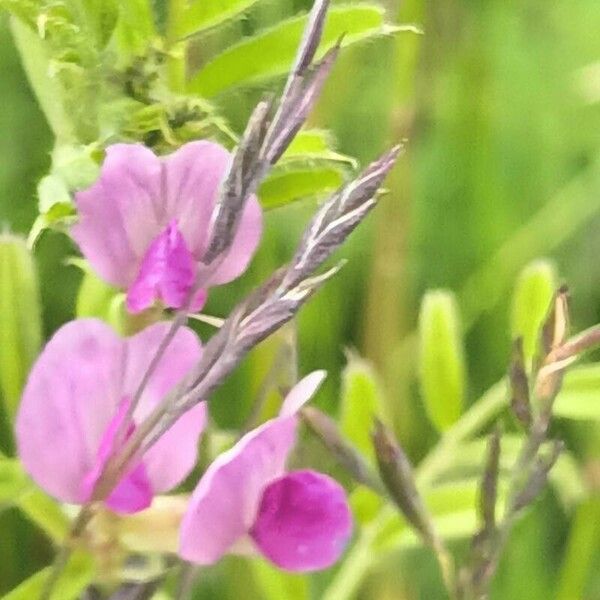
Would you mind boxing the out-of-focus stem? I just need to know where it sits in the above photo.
[166,0,186,91]
[323,379,508,600]
[40,504,94,600]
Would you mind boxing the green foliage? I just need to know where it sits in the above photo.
[339,354,385,460]
[0,456,30,508]
[175,0,260,39]
[114,0,155,58]
[510,259,557,364]
[0,234,42,420]
[187,4,401,97]
[418,290,466,432]
[1,551,94,600]
[251,559,309,600]
[282,129,357,167]
[259,166,343,209]
[17,488,71,541]
[554,364,600,421]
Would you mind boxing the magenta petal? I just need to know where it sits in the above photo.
[104,462,153,514]
[126,220,197,313]
[179,416,298,565]
[250,470,353,572]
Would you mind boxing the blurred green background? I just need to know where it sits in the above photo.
[1,0,599,598]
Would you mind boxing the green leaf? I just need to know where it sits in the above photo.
[0,456,69,540]
[340,353,385,460]
[350,486,384,525]
[2,551,94,600]
[81,0,119,49]
[433,434,584,508]
[188,5,399,97]
[281,129,357,167]
[74,263,125,333]
[376,480,506,552]
[259,166,343,210]
[251,559,308,600]
[510,259,557,364]
[9,17,77,143]
[176,0,260,39]
[114,0,155,58]
[0,457,30,509]
[0,234,43,420]
[554,364,600,421]
[18,488,71,541]
[418,290,466,432]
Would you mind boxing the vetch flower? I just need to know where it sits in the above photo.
[179,371,353,572]
[16,319,206,514]
[72,142,262,314]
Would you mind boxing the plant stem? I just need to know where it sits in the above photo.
[166,0,187,91]
[40,504,94,600]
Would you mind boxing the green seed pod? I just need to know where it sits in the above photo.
[511,259,557,365]
[418,290,466,432]
[0,234,43,419]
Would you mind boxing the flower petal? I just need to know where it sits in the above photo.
[122,322,206,494]
[16,320,125,503]
[161,141,231,259]
[280,371,327,417]
[250,470,352,572]
[206,193,262,285]
[126,220,197,313]
[16,319,205,506]
[72,144,163,288]
[179,416,297,565]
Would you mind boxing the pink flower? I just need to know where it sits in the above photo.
[16,319,206,514]
[179,372,353,572]
[72,142,262,314]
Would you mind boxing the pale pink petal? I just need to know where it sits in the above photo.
[250,470,352,571]
[161,141,231,258]
[206,194,262,285]
[280,371,327,418]
[16,319,205,506]
[123,323,205,493]
[16,320,125,504]
[72,145,163,288]
[80,397,153,514]
[126,220,197,313]
[179,416,297,565]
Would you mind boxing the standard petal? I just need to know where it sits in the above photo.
[179,416,297,565]
[16,320,125,504]
[206,193,263,285]
[72,144,163,288]
[250,470,353,572]
[123,323,205,493]
[161,141,231,258]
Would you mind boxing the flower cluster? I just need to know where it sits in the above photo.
[16,142,352,573]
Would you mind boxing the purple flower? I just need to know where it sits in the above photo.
[16,319,206,514]
[179,372,353,572]
[72,142,262,314]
